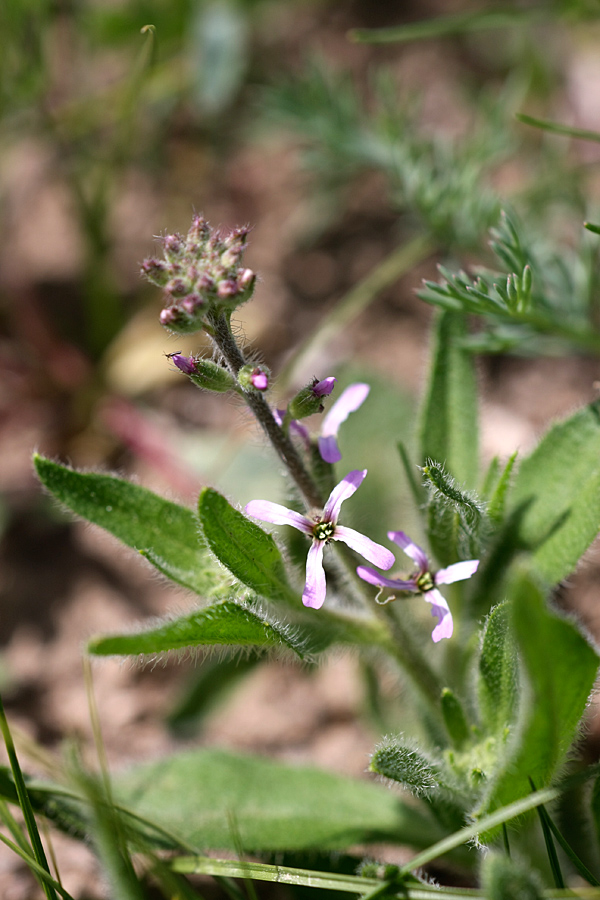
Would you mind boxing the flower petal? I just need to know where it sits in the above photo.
[322,469,367,523]
[435,560,480,585]
[334,526,395,569]
[313,376,337,397]
[321,383,370,438]
[356,566,418,590]
[273,409,310,447]
[387,531,429,571]
[423,589,453,642]
[318,434,341,464]
[303,540,327,608]
[245,500,312,534]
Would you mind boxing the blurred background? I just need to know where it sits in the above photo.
[4,0,600,894]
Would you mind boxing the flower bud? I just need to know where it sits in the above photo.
[169,354,236,392]
[238,365,269,392]
[140,258,170,286]
[288,377,337,419]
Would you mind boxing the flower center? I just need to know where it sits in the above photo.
[313,520,335,542]
[416,571,434,593]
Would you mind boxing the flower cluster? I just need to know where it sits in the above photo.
[141,215,256,334]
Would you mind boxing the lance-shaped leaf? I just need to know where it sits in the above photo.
[508,400,600,583]
[477,602,517,734]
[419,310,479,489]
[88,601,306,658]
[198,488,298,605]
[112,748,442,852]
[33,455,223,596]
[474,570,598,824]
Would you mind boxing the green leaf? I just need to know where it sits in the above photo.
[475,571,598,822]
[113,748,441,853]
[418,311,479,489]
[88,601,305,658]
[33,455,223,596]
[198,488,298,605]
[508,400,600,583]
[477,602,517,735]
[487,451,517,524]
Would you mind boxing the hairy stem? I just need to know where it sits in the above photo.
[378,605,444,712]
[207,311,325,509]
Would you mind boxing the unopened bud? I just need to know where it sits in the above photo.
[288,377,337,420]
[163,233,185,260]
[166,277,190,298]
[238,365,269,392]
[140,258,170,287]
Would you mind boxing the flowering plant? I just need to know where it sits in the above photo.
[27,208,600,900]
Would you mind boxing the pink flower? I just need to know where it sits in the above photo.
[246,470,395,609]
[318,383,369,463]
[357,531,479,642]
[275,382,370,464]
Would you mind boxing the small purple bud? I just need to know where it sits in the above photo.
[313,377,337,398]
[171,354,196,375]
[239,268,255,288]
[250,369,269,391]
[163,234,184,258]
[181,293,203,314]
[217,280,238,298]
[140,258,170,286]
[160,307,178,326]
[187,214,210,243]
[166,277,189,298]
[198,272,215,291]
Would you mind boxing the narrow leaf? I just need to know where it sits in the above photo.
[508,400,600,583]
[517,112,600,144]
[475,570,599,822]
[198,488,298,605]
[88,601,305,658]
[477,603,517,735]
[487,451,517,524]
[419,311,479,489]
[33,455,223,596]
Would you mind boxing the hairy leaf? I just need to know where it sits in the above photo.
[88,601,305,658]
[419,311,479,489]
[198,488,298,605]
[508,400,600,583]
[33,455,223,596]
[477,602,517,734]
[113,748,441,852]
[475,571,598,823]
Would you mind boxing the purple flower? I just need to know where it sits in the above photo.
[170,353,196,375]
[246,470,395,610]
[318,383,370,463]
[313,377,337,398]
[357,532,479,643]
[250,368,269,391]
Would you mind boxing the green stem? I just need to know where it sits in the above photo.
[378,604,444,712]
[207,311,325,509]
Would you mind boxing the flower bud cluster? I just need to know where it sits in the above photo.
[141,215,257,334]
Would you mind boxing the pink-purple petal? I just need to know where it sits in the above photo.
[423,589,453,642]
[313,376,337,397]
[318,434,341,464]
[322,469,367,523]
[334,526,395,569]
[245,500,312,534]
[356,566,418,590]
[273,409,310,446]
[321,383,370,438]
[387,531,429,571]
[303,540,327,608]
[435,559,480,585]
